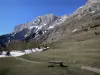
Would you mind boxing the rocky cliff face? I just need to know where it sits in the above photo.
[10,14,69,41]
[73,0,100,17]
[39,0,100,43]
[13,14,69,33]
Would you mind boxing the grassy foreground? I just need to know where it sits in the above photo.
[0,57,99,75]
[0,38,100,75]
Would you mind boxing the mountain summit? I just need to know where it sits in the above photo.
[10,14,69,40]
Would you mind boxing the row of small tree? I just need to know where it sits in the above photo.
[8,40,40,51]
[0,40,41,52]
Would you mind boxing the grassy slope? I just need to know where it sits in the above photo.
[0,37,100,75]
[21,37,100,68]
[0,57,99,75]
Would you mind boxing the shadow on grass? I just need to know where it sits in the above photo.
[0,68,10,75]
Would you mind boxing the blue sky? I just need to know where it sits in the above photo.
[0,0,87,35]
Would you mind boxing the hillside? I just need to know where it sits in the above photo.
[39,0,100,44]
[0,0,100,75]
[0,38,100,75]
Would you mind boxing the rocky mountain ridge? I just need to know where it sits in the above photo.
[39,0,100,43]
[8,14,69,42]
[0,0,100,45]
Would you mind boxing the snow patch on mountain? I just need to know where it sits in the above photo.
[90,10,95,13]
[48,26,55,29]
[72,28,79,33]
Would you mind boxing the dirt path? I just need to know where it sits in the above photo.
[15,57,43,64]
[81,66,100,74]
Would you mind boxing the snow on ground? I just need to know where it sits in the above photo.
[0,47,50,58]
[10,51,25,57]
[90,10,95,13]
[79,6,83,9]
[0,55,6,57]
[0,51,25,57]
[29,26,38,29]
[48,26,55,29]
[25,34,28,37]
[29,25,43,31]
[72,28,79,33]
